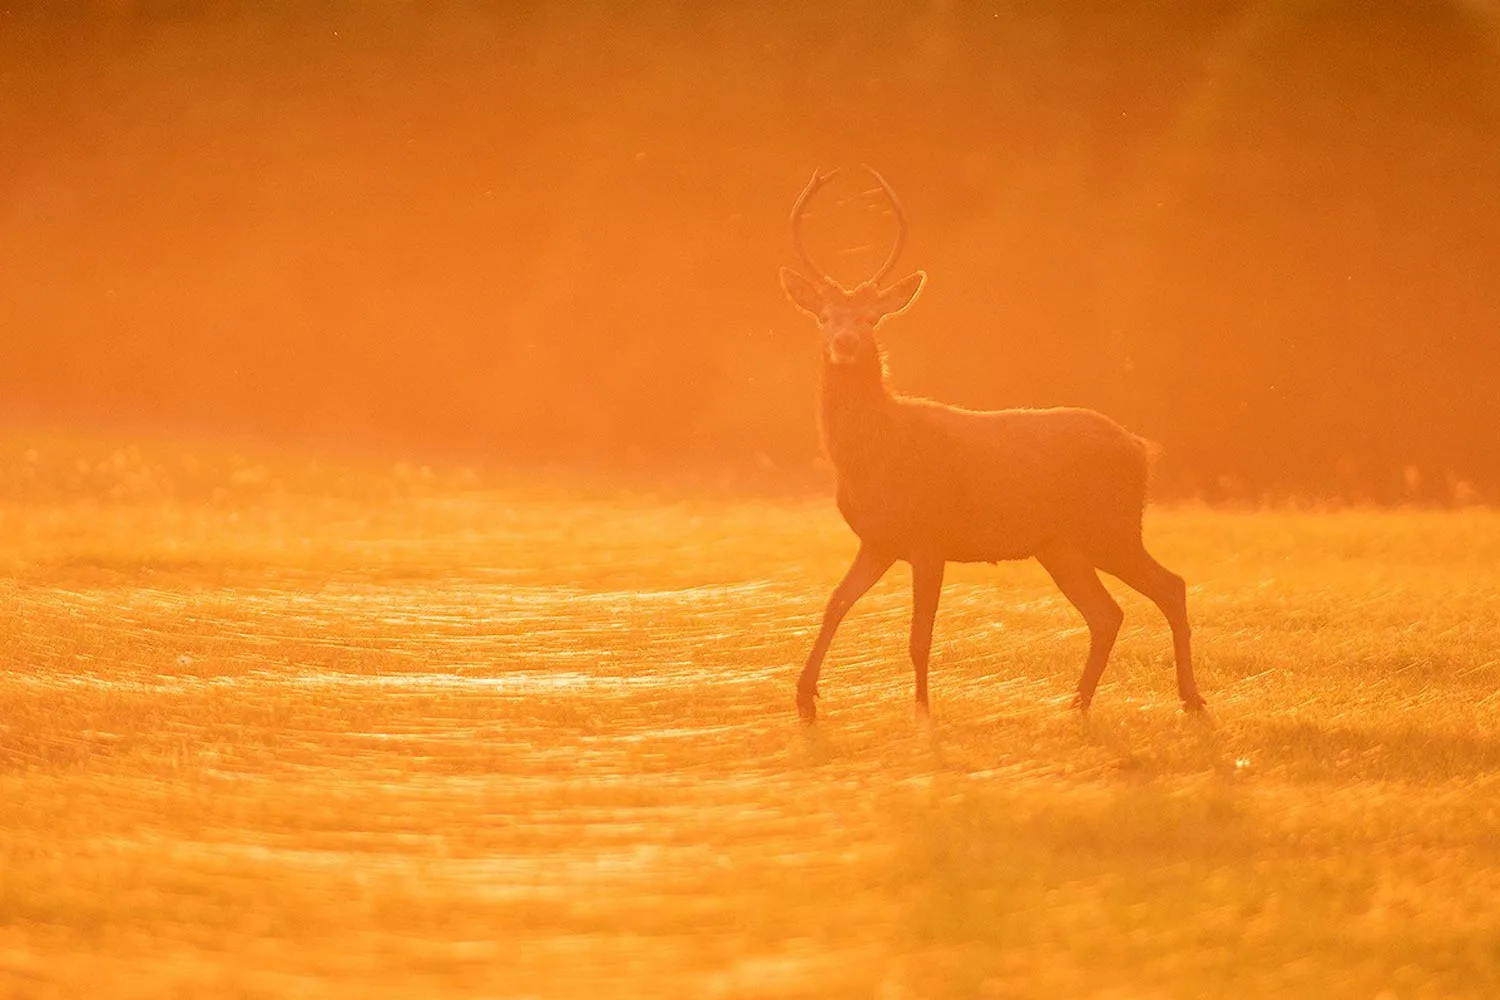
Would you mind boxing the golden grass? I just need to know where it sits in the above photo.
[2,455,1500,997]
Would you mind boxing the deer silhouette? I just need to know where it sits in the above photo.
[778,167,1205,723]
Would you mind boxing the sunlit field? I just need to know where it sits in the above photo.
[3,443,1500,998]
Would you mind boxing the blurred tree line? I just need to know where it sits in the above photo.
[2,0,1498,501]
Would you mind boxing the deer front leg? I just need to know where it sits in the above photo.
[798,544,896,723]
[909,556,945,716]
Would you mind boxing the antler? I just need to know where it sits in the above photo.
[789,168,841,288]
[862,165,908,287]
[790,166,910,289]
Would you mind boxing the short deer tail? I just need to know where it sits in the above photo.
[1138,435,1165,500]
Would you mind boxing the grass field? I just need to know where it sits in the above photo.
[2,446,1500,998]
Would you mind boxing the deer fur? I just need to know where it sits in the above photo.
[779,167,1205,723]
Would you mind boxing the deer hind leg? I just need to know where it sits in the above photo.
[798,544,896,723]
[1099,544,1205,712]
[909,556,945,716]
[1037,545,1123,711]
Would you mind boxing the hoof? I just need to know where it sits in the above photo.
[1070,692,1092,713]
[915,698,930,720]
[1181,693,1208,714]
[796,684,819,724]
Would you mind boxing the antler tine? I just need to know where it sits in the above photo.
[790,168,841,288]
[862,165,908,286]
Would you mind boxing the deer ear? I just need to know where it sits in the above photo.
[876,271,926,317]
[780,267,828,318]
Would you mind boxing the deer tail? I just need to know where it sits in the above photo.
[1138,435,1165,500]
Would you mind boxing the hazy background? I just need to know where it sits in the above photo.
[3,1,1498,501]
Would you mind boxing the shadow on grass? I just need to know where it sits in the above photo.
[911,698,1500,786]
[1242,715,1500,783]
[891,700,1233,785]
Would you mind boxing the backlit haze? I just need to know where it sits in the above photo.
[8,6,1500,997]
[5,2,1499,500]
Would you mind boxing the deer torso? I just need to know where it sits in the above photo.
[820,359,1149,564]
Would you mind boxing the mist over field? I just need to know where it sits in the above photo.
[5,3,1500,998]
[4,1,1499,497]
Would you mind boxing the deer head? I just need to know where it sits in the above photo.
[778,167,927,367]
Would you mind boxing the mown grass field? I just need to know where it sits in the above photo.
[2,445,1500,998]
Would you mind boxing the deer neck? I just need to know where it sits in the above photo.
[818,352,891,470]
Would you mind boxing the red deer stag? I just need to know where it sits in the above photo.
[778,166,1205,723]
